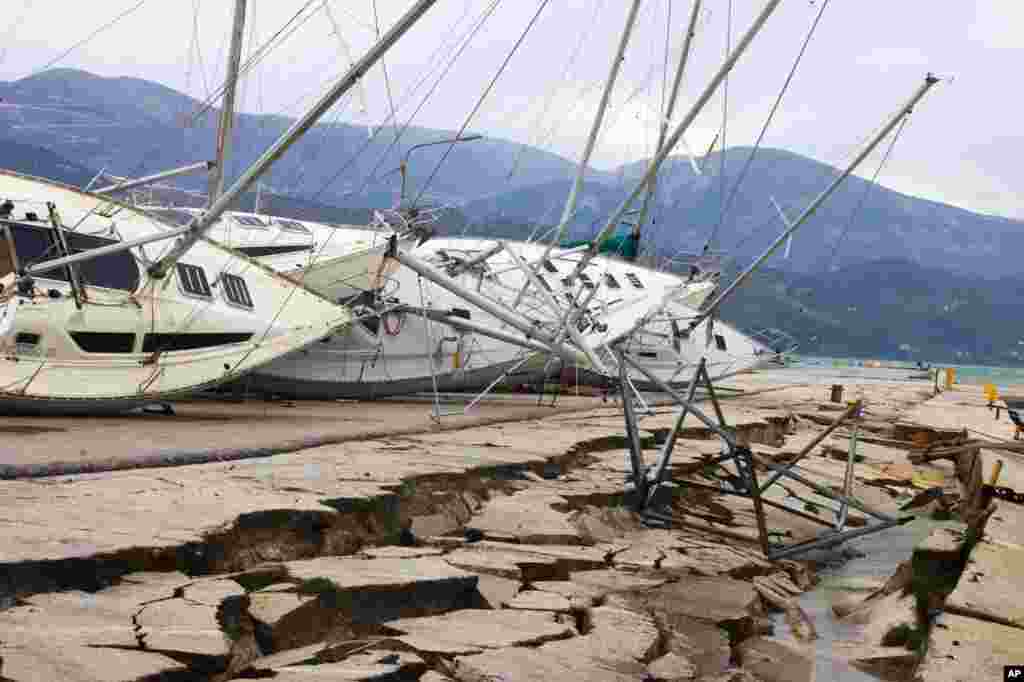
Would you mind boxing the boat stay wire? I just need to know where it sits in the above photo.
[309,0,502,204]
[699,0,831,261]
[411,0,553,210]
[371,0,399,142]
[712,0,733,254]
[822,115,909,273]
[25,0,153,79]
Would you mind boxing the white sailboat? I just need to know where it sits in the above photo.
[128,203,743,399]
[0,0,441,413]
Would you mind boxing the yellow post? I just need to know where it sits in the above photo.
[989,459,1004,486]
[945,367,956,387]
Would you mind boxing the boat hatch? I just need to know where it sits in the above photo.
[233,215,269,229]
[221,273,254,309]
[145,208,195,227]
[275,219,311,235]
[176,263,212,298]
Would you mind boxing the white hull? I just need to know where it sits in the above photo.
[0,172,352,413]
[185,213,773,399]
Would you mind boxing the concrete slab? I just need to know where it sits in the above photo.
[469,490,583,544]
[284,555,477,591]
[736,637,815,682]
[504,589,573,612]
[181,577,246,606]
[916,613,1024,681]
[0,395,614,475]
[0,644,187,682]
[983,500,1024,547]
[384,608,576,655]
[647,652,698,681]
[557,603,661,663]
[359,546,446,559]
[268,650,427,680]
[618,576,762,625]
[454,644,645,682]
[474,572,521,609]
[135,598,230,656]
[443,547,562,582]
[946,539,1024,627]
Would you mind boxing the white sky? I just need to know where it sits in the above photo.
[0,1,1021,218]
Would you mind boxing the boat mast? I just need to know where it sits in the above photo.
[207,0,248,206]
[688,74,940,331]
[542,0,644,263]
[632,0,703,255]
[562,0,782,290]
[23,0,441,279]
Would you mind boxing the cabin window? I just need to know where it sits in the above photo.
[0,221,140,291]
[236,244,312,257]
[234,215,268,229]
[142,332,253,353]
[275,219,310,235]
[70,332,135,353]
[715,334,727,351]
[146,208,194,227]
[625,272,644,289]
[542,259,558,273]
[15,332,40,355]
[578,272,595,289]
[221,273,254,309]
[176,263,212,298]
[603,273,621,289]
[69,232,141,291]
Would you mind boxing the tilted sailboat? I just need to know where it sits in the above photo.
[128,204,739,399]
[0,172,351,413]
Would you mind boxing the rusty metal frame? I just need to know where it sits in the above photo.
[613,343,912,559]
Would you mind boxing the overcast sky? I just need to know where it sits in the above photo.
[0,1,1020,219]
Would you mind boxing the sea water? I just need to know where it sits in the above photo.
[771,518,942,681]
[790,356,1024,391]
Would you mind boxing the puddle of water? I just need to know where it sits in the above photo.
[772,518,941,681]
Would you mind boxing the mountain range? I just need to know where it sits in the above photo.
[1,68,1021,365]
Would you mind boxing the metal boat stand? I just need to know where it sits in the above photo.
[612,344,912,560]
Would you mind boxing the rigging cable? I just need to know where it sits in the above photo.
[701,0,831,257]
[508,0,607,183]
[26,0,153,78]
[823,115,909,273]
[190,0,212,100]
[708,0,732,255]
[371,0,399,142]
[309,0,503,203]
[411,0,553,209]
[727,109,894,257]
